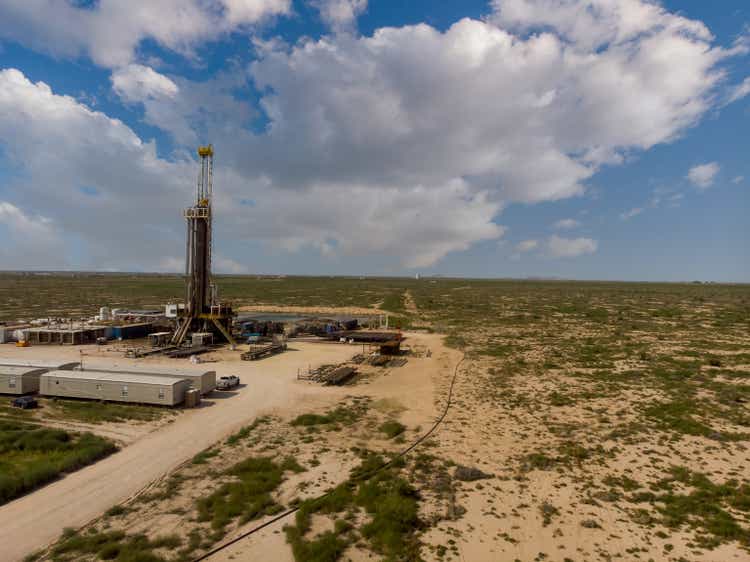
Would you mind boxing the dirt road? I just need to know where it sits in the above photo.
[0,342,356,562]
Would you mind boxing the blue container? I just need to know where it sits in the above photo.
[112,323,152,340]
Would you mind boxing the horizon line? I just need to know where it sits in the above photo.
[0,270,748,285]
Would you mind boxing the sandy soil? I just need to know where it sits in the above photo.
[0,341,358,562]
[33,331,455,562]
[205,331,457,561]
[200,332,748,562]
[404,290,418,315]
[412,352,750,562]
[5,320,748,562]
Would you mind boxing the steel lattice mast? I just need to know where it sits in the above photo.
[172,145,235,346]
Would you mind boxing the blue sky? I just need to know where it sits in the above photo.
[0,0,747,281]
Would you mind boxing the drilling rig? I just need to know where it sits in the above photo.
[172,145,235,346]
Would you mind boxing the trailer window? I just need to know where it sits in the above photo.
[121,385,128,397]
[158,388,165,399]
[9,377,16,388]
[96,384,102,391]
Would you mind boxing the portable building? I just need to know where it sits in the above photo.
[40,370,189,406]
[165,303,186,318]
[0,366,48,394]
[74,365,216,395]
[0,360,80,370]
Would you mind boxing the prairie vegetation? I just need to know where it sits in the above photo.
[0,272,411,321]
[7,274,748,561]
[0,420,116,505]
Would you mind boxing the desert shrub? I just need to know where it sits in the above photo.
[196,456,302,530]
[52,529,180,561]
[0,422,116,505]
[378,421,406,439]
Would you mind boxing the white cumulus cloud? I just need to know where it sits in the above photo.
[111,66,253,146]
[687,162,720,190]
[243,2,739,208]
[213,255,251,274]
[620,207,644,220]
[491,0,713,50]
[546,235,597,258]
[0,0,747,271]
[244,181,504,268]
[727,77,750,104]
[0,68,503,269]
[0,0,291,68]
[312,0,368,32]
[0,68,195,270]
[111,64,179,102]
[0,201,67,269]
[552,218,580,230]
[516,239,539,252]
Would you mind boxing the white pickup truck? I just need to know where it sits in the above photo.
[216,375,240,390]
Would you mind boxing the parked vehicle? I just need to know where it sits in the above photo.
[11,396,38,409]
[216,375,240,390]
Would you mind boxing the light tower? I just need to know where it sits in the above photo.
[172,145,235,345]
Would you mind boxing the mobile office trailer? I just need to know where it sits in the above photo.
[0,360,80,370]
[0,366,48,394]
[41,370,189,406]
[74,365,216,395]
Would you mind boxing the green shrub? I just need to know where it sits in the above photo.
[196,456,302,530]
[52,529,180,561]
[51,399,167,423]
[105,505,130,517]
[286,455,422,562]
[291,414,332,427]
[0,422,117,505]
[192,449,219,464]
[638,467,750,547]
[378,421,406,439]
